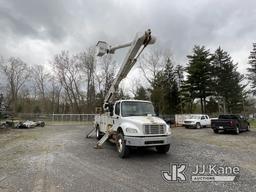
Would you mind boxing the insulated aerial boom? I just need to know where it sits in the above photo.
[96,29,156,110]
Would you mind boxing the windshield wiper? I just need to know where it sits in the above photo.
[124,114,138,116]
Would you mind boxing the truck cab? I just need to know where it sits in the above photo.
[95,100,171,158]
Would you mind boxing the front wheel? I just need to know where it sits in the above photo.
[155,144,170,153]
[196,122,201,129]
[96,126,103,140]
[40,122,45,127]
[116,132,130,158]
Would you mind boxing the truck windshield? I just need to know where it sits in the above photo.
[121,101,155,117]
[190,115,201,119]
[219,115,238,119]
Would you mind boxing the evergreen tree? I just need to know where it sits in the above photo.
[134,86,149,100]
[150,71,165,115]
[247,43,256,95]
[185,45,213,113]
[162,58,180,114]
[206,97,219,114]
[150,57,181,115]
[180,80,195,113]
[212,47,244,113]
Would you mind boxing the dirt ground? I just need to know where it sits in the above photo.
[0,124,256,192]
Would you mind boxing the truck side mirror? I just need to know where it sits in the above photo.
[109,104,114,116]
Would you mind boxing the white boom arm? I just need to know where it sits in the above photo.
[96,29,156,110]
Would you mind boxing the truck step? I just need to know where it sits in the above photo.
[86,127,96,138]
[94,132,110,149]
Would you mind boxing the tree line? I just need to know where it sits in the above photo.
[135,45,256,115]
[0,43,256,115]
[0,49,116,114]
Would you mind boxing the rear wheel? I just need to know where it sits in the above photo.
[235,125,240,135]
[116,132,130,158]
[247,124,250,132]
[156,144,170,153]
[214,129,219,134]
[196,122,201,129]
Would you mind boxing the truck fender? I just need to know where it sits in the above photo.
[118,122,140,134]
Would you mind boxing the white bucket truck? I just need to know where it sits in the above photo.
[87,30,171,158]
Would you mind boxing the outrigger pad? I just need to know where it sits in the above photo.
[94,145,103,149]
[86,127,96,138]
[94,132,110,149]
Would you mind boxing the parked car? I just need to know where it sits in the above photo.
[161,115,175,125]
[0,122,6,129]
[211,114,250,134]
[16,120,45,128]
[183,114,211,129]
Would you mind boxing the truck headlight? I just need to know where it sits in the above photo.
[165,125,171,134]
[126,128,138,133]
[160,124,167,132]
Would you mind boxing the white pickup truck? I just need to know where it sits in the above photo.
[183,114,211,129]
[95,100,171,158]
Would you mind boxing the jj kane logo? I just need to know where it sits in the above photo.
[162,163,240,182]
[162,163,187,182]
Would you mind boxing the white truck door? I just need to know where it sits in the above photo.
[205,115,211,127]
[200,116,206,126]
[112,102,121,131]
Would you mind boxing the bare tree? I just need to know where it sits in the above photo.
[32,64,50,112]
[32,65,50,99]
[0,57,30,113]
[95,54,116,95]
[53,50,83,113]
[129,78,142,98]
[101,54,116,96]
[93,54,116,109]
[49,76,62,113]
[79,48,96,112]
[139,49,166,85]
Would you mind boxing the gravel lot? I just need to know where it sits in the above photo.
[0,124,256,192]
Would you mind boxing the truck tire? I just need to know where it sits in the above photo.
[235,125,240,135]
[247,124,250,132]
[116,132,130,158]
[214,129,219,134]
[196,122,201,129]
[155,144,170,153]
[40,122,45,127]
[96,126,103,140]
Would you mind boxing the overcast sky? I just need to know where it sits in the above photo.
[0,0,256,87]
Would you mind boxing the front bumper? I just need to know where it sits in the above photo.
[183,124,196,128]
[212,126,235,131]
[124,135,171,147]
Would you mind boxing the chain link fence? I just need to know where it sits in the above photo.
[15,113,95,124]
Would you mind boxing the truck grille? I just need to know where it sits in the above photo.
[144,125,165,134]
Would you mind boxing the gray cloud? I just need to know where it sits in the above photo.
[0,0,255,72]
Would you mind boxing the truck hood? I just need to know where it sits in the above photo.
[123,116,166,125]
